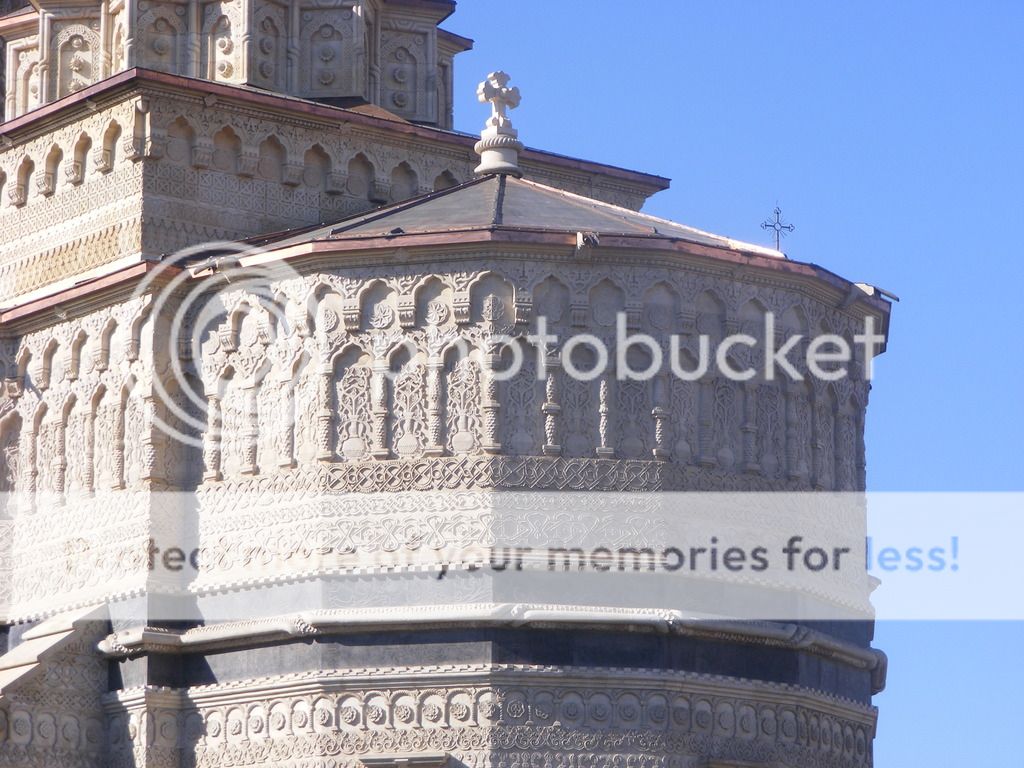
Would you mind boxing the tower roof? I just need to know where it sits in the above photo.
[257,174,784,259]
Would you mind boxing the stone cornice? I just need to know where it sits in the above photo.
[0,69,671,195]
[95,609,887,694]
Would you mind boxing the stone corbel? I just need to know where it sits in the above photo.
[370,179,390,204]
[93,146,113,174]
[570,301,588,328]
[341,299,361,331]
[282,162,303,187]
[452,294,470,324]
[325,170,348,195]
[237,150,259,178]
[3,378,23,400]
[625,301,643,331]
[8,184,27,207]
[218,327,239,353]
[514,291,532,326]
[64,159,85,186]
[397,298,416,328]
[679,308,697,335]
[191,140,214,169]
[36,172,56,197]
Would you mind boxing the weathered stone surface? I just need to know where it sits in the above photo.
[0,10,892,768]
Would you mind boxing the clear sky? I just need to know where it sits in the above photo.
[448,2,1023,764]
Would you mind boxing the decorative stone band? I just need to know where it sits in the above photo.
[100,665,877,768]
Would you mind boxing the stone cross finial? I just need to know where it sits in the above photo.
[477,71,521,129]
[474,71,524,177]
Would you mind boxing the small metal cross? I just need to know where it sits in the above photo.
[761,206,795,250]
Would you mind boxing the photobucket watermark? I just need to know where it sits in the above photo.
[480,313,884,384]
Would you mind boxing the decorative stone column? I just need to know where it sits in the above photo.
[139,396,158,484]
[480,344,502,455]
[541,356,562,456]
[423,357,445,457]
[784,384,800,481]
[202,394,223,482]
[596,377,614,458]
[811,384,827,491]
[315,368,334,461]
[52,418,67,503]
[371,361,391,459]
[741,382,760,473]
[651,375,669,461]
[239,387,259,475]
[112,404,126,490]
[697,377,716,468]
[84,409,96,495]
[277,382,296,469]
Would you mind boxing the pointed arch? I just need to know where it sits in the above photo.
[302,144,331,190]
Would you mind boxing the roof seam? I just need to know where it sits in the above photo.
[492,175,505,227]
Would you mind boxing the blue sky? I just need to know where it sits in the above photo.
[449,2,1023,763]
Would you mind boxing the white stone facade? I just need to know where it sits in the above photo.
[0,8,892,767]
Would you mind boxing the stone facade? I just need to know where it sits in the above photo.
[1,0,469,125]
[0,9,892,768]
[0,72,665,302]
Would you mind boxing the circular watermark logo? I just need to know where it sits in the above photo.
[131,242,306,451]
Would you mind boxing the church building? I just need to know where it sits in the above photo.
[0,2,892,766]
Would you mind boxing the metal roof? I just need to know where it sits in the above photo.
[261,174,785,258]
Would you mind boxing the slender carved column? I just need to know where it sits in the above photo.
[697,378,716,467]
[371,361,391,459]
[784,385,800,481]
[240,388,259,475]
[53,418,67,503]
[140,396,158,484]
[741,383,760,473]
[855,411,867,491]
[202,395,223,482]
[541,356,562,456]
[596,377,614,458]
[481,347,502,454]
[811,386,826,491]
[651,376,669,461]
[278,382,296,469]
[424,358,445,456]
[84,410,96,495]
[315,368,334,461]
[26,425,38,495]
[112,404,126,490]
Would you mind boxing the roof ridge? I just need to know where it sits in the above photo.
[513,177,784,258]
